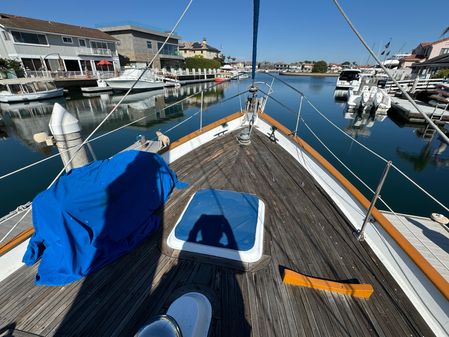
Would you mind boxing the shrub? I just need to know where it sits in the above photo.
[185,56,221,69]
[0,58,25,77]
[431,68,449,79]
[312,60,328,73]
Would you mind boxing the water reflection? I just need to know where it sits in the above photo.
[308,77,325,92]
[343,106,387,138]
[396,135,449,171]
[0,82,226,154]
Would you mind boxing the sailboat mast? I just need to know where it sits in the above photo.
[251,0,260,84]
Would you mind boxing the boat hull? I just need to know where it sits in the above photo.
[214,78,228,84]
[105,79,166,91]
[0,88,64,103]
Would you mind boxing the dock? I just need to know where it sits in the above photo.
[380,211,449,282]
[0,205,32,242]
[390,97,449,123]
[80,86,113,93]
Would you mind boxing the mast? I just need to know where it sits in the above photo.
[251,0,260,85]
[238,0,261,146]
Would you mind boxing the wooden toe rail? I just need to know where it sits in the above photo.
[283,268,374,299]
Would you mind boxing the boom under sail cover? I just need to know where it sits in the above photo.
[23,150,185,286]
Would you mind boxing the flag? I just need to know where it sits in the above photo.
[385,41,391,49]
[386,51,390,56]
[380,50,385,56]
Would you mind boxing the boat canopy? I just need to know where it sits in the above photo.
[220,64,234,70]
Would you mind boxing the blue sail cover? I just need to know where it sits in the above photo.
[23,150,185,286]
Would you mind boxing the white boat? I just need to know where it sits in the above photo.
[0,78,64,103]
[237,72,250,80]
[105,68,166,91]
[347,75,391,114]
[334,69,361,99]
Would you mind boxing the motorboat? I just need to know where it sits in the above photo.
[0,78,64,103]
[347,74,391,114]
[105,68,166,91]
[334,69,361,99]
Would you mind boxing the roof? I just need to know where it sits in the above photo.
[179,41,220,53]
[416,37,449,49]
[100,25,181,40]
[400,54,422,62]
[429,36,449,46]
[412,53,449,67]
[0,13,117,41]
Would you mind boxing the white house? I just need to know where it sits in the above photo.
[0,13,120,76]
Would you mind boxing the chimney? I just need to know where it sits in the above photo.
[202,37,207,48]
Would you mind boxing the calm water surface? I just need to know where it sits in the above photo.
[0,74,448,219]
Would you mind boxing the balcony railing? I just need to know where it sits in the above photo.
[25,70,116,80]
[77,47,113,56]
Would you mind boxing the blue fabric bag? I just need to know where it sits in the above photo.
[23,150,185,286]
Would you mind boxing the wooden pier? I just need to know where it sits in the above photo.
[380,211,449,282]
[389,97,449,123]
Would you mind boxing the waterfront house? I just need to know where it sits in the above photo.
[328,63,343,73]
[179,38,220,60]
[301,63,314,72]
[411,53,449,78]
[100,25,184,69]
[398,54,422,69]
[412,37,449,62]
[0,13,120,77]
[274,63,289,71]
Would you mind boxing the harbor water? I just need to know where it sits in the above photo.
[0,74,448,220]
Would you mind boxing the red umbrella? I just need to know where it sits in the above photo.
[97,60,112,66]
[96,59,112,72]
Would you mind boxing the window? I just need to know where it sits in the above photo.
[146,40,152,49]
[79,39,86,47]
[62,36,73,44]
[21,58,44,71]
[440,48,449,55]
[2,31,9,41]
[91,41,108,49]
[8,84,22,94]
[11,30,47,45]
[157,42,178,56]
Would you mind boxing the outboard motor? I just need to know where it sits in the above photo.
[135,292,212,337]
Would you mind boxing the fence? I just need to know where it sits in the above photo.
[25,70,117,80]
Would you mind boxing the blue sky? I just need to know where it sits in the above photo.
[2,0,448,63]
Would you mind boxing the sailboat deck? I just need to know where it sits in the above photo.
[0,128,433,337]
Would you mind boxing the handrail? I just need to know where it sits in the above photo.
[259,113,449,301]
[260,88,449,271]
[262,74,449,214]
